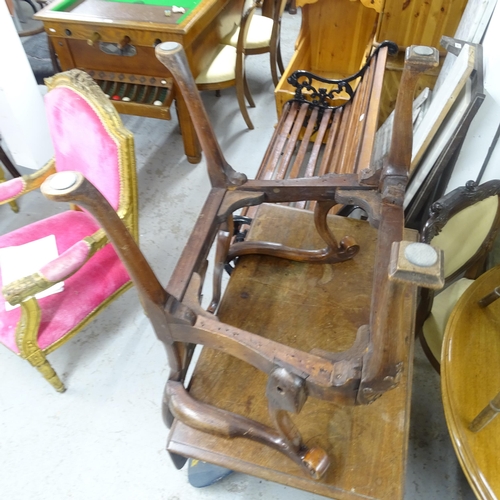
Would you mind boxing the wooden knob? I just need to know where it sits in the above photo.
[87,32,101,46]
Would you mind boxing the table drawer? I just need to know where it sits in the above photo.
[44,21,179,47]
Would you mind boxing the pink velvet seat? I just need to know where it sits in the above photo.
[0,70,138,392]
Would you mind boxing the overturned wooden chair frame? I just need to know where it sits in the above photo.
[38,42,440,479]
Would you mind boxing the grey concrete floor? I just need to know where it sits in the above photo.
[0,9,477,500]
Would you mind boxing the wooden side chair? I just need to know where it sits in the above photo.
[40,42,440,484]
[0,69,138,392]
[196,2,257,129]
[417,179,500,371]
[223,0,287,87]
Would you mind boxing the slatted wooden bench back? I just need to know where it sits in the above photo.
[250,43,395,213]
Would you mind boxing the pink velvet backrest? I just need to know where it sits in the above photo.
[44,87,121,211]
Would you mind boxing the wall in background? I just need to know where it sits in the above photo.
[0,0,53,170]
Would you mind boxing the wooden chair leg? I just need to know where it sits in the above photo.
[166,380,329,479]
[27,353,66,392]
[47,36,61,73]
[243,72,255,108]
[270,46,280,87]
[469,390,500,432]
[17,297,66,392]
[287,0,297,15]
[0,144,21,178]
[236,72,254,129]
[277,38,285,75]
[227,199,360,264]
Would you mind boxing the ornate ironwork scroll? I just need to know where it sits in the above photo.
[287,40,398,110]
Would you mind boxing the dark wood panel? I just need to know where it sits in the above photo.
[169,204,418,500]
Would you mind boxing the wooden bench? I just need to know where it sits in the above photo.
[244,41,395,221]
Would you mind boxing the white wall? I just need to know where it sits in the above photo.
[0,0,53,170]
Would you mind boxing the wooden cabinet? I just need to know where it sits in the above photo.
[275,0,468,120]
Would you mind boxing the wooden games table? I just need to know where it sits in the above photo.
[168,203,419,500]
[35,0,244,163]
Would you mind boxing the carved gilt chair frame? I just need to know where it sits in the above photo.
[0,70,138,392]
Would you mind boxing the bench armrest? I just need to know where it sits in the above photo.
[287,41,398,109]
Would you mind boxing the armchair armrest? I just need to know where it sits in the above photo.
[2,228,108,306]
[0,160,56,205]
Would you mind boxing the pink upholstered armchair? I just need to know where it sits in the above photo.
[0,70,138,392]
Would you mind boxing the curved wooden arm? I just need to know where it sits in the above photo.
[382,45,439,185]
[40,171,184,377]
[154,42,247,188]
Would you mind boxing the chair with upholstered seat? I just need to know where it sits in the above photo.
[0,69,138,392]
[417,179,500,371]
[196,2,256,129]
[223,0,287,87]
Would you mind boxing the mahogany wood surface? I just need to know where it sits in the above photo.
[168,203,418,500]
[35,0,244,163]
[441,264,500,500]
